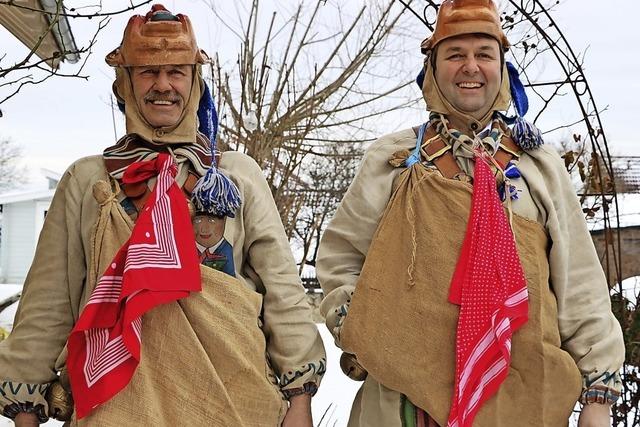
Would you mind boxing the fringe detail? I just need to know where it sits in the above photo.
[192,81,242,218]
[512,116,544,150]
[192,168,241,218]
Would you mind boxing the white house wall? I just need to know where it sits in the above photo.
[1,201,38,283]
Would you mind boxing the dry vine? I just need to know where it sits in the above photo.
[208,0,420,272]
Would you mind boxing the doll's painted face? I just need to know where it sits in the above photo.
[193,214,226,248]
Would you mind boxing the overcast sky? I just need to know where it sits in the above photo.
[1,0,638,177]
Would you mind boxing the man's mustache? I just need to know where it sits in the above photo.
[144,91,181,103]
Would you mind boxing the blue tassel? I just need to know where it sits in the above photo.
[504,62,544,150]
[504,161,521,179]
[197,81,218,145]
[506,61,528,117]
[193,80,242,217]
[512,116,543,150]
[192,169,242,218]
[508,184,519,200]
[416,67,426,89]
[499,183,519,202]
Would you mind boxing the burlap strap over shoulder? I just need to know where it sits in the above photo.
[340,160,581,426]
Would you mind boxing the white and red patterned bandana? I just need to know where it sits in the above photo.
[67,153,201,419]
[447,156,529,427]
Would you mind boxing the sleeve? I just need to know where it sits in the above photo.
[527,146,625,404]
[0,165,87,421]
[316,135,407,348]
[239,156,326,398]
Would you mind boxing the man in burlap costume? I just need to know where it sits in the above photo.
[0,5,325,426]
[317,1,624,426]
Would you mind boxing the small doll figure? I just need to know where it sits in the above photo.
[193,213,236,277]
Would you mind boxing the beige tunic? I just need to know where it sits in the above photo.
[0,151,325,421]
[317,128,625,426]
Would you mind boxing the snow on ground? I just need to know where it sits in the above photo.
[0,284,21,333]
[312,327,360,426]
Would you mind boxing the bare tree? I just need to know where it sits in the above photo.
[207,0,420,271]
[0,0,153,107]
[289,144,361,274]
[0,137,25,191]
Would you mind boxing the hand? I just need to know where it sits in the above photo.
[281,393,312,427]
[578,403,611,427]
[14,412,39,427]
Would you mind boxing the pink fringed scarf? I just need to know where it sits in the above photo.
[67,153,201,418]
[447,156,529,427]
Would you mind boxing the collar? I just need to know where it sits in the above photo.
[196,239,224,253]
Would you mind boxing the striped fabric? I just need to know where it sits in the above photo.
[67,153,201,419]
[103,133,212,179]
[402,396,441,427]
[446,156,528,427]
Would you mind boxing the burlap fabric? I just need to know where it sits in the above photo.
[340,163,582,427]
[68,179,286,426]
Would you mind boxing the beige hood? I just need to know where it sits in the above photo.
[421,57,511,131]
[112,66,203,145]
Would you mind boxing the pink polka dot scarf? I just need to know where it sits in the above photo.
[67,153,201,419]
[446,155,529,427]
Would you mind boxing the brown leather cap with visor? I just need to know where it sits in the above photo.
[105,4,209,67]
[421,0,510,52]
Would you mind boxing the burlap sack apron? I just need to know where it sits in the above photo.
[340,159,582,426]
[66,179,286,426]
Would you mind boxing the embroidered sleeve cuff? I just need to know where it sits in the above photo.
[326,294,352,346]
[579,385,620,406]
[279,358,326,398]
[0,381,50,423]
[281,382,319,399]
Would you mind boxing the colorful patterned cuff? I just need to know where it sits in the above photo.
[281,382,318,399]
[579,385,620,405]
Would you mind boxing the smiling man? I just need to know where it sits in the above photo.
[0,4,325,426]
[317,1,624,427]
[131,64,193,127]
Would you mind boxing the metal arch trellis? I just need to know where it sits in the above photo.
[394,0,632,425]
[399,0,623,288]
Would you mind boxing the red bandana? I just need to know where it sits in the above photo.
[67,153,201,419]
[447,156,528,427]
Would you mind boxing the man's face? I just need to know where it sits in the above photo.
[130,64,193,128]
[434,34,502,120]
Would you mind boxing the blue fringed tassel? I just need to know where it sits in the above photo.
[512,116,543,150]
[192,169,241,218]
[506,61,544,150]
[193,80,242,217]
